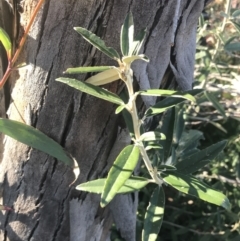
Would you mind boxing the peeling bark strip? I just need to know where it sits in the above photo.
[0,1,206,240]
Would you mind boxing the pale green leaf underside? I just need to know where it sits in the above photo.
[56,77,124,105]
[122,55,149,65]
[101,145,140,207]
[142,186,165,241]
[139,131,166,142]
[77,176,149,194]
[138,89,196,102]
[85,68,119,86]
[64,66,113,74]
[0,119,73,167]
[74,27,120,60]
[163,172,231,211]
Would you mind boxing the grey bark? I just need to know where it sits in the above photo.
[0,0,206,240]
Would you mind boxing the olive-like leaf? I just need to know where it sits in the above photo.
[77,176,149,194]
[85,68,119,86]
[122,55,149,65]
[163,172,231,211]
[56,77,124,105]
[115,105,126,114]
[204,91,226,117]
[157,109,175,161]
[176,140,227,174]
[121,12,134,56]
[138,89,197,102]
[131,28,147,55]
[0,118,74,167]
[139,131,166,142]
[145,97,186,117]
[101,145,140,207]
[142,186,165,241]
[64,66,113,74]
[74,27,120,60]
[0,27,12,59]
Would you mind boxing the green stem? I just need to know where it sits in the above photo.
[124,67,163,185]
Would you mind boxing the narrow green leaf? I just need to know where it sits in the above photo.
[158,165,177,172]
[176,130,204,157]
[121,12,134,56]
[145,89,203,117]
[138,89,196,102]
[0,27,12,59]
[142,186,165,241]
[139,131,166,142]
[122,55,149,65]
[231,21,240,33]
[176,140,227,174]
[56,77,124,105]
[205,91,226,117]
[101,145,140,207]
[74,27,120,60]
[115,105,126,114]
[172,106,184,146]
[77,176,149,194]
[85,68,119,86]
[131,28,147,55]
[145,144,162,151]
[232,9,240,18]
[163,172,231,211]
[145,97,185,117]
[157,109,175,161]
[224,42,240,51]
[0,119,73,167]
[119,90,134,137]
[64,66,113,74]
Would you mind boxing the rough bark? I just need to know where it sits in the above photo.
[0,0,206,240]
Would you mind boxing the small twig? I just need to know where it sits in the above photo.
[0,0,46,89]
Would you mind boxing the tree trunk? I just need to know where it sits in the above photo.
[0,0,207,240]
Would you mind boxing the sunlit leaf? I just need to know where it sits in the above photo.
[64,66,113,74]
[74,27,120,60]
[138,89,197,102]
[131,28,146,55]
[145,97,185,117]
[0,119,74,167]
[176,140,227,174]
[163,172,231,211]
[139,131,166,142]
[0,27,12,59]
[142,186,165,241]
[122,55,149,65]
[145,89,203,117]
[77,176,149,194]
[101,145,140,207]
[85,68,119,86]
[56,77,124,105]
[115,105,126,114]
[121,12,134,56]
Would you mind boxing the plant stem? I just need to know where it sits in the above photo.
[124,67,163,185]
[0,0,46,89]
